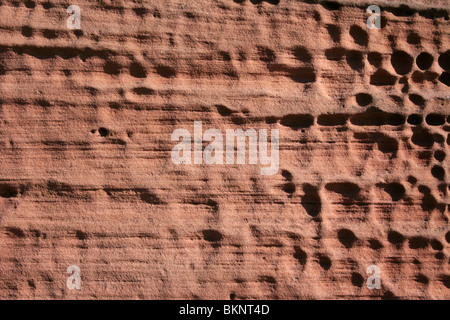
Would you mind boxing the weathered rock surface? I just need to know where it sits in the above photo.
[0,0,449,299]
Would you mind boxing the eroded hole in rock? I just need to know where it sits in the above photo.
[415,274,429,285]
[325,47,346,61]
[292,46,312,63]
[368,52,383,67]
[409,236,429,249]
[280,114,314,130]
[133,87,155,95]
[282,182,296,195]
[42,2,53,9]
[409,94,426,107]
[391,51,413,75]
[281,169,293,181]
[438,72,450,86]
[440,275,450,289]
[407,114,423,125]
[391,4,415,17]
[326,24,341,43]
[133,7,148,17]
[338,229,357,248]
[202,229,223,242]
[419,186,437,211]
[257,46,276,63]
[129,62,147,78]
[411,127,434,148]
[293,246,307,265]
[156,65,177,78]
[317,114,347,126]
[216,105,234,116]
[21,26,33,37]
[438,50,450,71]
[388,230,404,245]
[416,52,433,70]
[434,150,446,162]
[407,32,421,45]
[98,127,109,137]
[384,183,405,201]
[43,29,57,39]
[424,71,439,81]
[140,192,163,204]
[318,254,331,270]
[346,50,364,70]
[351,272,364,287]
[430,239,443,251]
[350,112,405,126]
[433,133,445,142]
[6,227,25,238]
[368,239,383,250]
[321,1,341,11]
[412,71,425,83]
[289,67,316,83]
[25,1,35,9]
[426,113,445,126]
[349,25,368,47]
[355,93,372,106]
[75,230,87,240]
[104,61,121,75]
[326,182,360,198]
[431,165,445,181]
[377,135,398,155]
[301,184,321,217]
[0,184,19,198]
[370,69,397,86]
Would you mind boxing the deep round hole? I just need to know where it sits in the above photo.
[42,2,53,9]
[355,93,373,106]
[25,0,35,8]
[407,32,420,45]
[351,272,364,287]
[438,50,450,71]
[434,150,446,162]
[426,113,445,126]
[416,52,434,70]
[431,165,445,181]
[430,239,443,251]
[439,72,450,86]
[407,114,423,125]
[21,26,33,37]
[409,94,426,107]
[434,134,444,143]
[388,230,404,245]
[43,29,57,39]
[391,50,414,75]
[411,71,425,83]
[98,127,109,137]
[368,52,383,67]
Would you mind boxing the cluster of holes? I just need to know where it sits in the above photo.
[273,111,448,131]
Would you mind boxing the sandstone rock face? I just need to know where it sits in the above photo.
[0,0,449,299]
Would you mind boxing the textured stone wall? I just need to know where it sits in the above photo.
[0,0,449,299]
